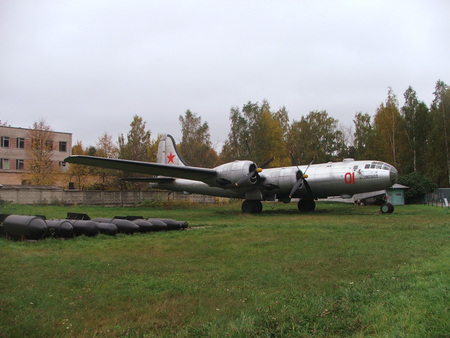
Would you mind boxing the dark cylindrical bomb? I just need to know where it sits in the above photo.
[178,221,189,229]
[162,219,188,229]
[3,215,48,240]
[145,219,168,231]
[92,218,113,223]
[96,222,118,236]
[46,219,74,238]
[110,219,140,234]
[132,219,156,232]
[148,218,186,230]
[69,220,99,237]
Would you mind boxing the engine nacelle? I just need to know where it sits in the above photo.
[261,167,300,191]
[213,160,258,187]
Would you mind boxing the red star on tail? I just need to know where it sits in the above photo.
[167,152,176,164]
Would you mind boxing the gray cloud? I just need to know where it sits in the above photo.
[1,0,449,149]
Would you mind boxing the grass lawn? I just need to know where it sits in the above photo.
[0,202,448,336]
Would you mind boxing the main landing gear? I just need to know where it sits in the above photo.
[241,200,263,214]
[241,199,317,214]
[298,199,316,212]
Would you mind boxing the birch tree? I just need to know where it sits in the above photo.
[373,88,409,172]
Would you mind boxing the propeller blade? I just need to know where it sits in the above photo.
[235,170,256,187]
[288,153,315,198]
[304,179,313,197]
[260,157,274,169]
[289,178,303,198]
[304,157,315,175]
[289,152,300,170]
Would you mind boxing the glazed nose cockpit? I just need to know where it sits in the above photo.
[363,161,398,185]
[389,166,398,185]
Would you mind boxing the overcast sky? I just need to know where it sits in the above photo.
[1,0,449,150]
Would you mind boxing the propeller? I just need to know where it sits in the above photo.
[235,157,274,187]
[289,153,314,198]
[235,163,258,187]
[235,138,274,187]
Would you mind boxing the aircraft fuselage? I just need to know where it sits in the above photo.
[150,159,397,203]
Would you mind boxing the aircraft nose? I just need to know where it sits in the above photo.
[390,166,398,185]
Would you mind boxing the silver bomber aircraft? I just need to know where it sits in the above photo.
[65,134,398,214]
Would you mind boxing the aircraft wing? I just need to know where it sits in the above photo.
[64,155,217,181]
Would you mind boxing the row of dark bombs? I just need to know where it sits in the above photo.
[0,214,189,240]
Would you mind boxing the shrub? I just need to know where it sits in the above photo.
[398,172,437,204]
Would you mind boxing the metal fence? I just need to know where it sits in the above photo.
[425,188,450,208]
[0,187,228,206]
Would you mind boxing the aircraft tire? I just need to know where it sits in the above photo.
[256,201,263,213]
[380,203,394,214]
[298,199,316,212]
[242,200,262,214]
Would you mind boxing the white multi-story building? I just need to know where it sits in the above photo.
[0,125,72,185]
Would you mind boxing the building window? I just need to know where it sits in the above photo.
[1,159,9,170]
[1,136,9,148]
[16,159,25,170]
[17,138,25,149]
[59,141,67,152]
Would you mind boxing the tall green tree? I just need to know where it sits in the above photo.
[353,112,376,160]
[429,80,450,186]
[401,86,430,174]
[178,110,217,167]
[220,106,250,162]
[287,110,343,164]
[116,115,153,189]
[118,115,152,161]
[23,119,58,185]
[221,100,289,166]
[249,101,289,167]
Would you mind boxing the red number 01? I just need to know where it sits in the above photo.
[345,172,355,184]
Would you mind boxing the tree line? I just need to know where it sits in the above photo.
[26,80,450,191]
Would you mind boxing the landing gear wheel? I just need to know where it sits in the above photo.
[298,199,316,212]
[380,202,394,214]
[256,201,263,213]
[242,200,263,214]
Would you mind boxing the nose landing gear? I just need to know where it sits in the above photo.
[380,202,394,214]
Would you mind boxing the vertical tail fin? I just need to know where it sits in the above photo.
[156,134,189,166]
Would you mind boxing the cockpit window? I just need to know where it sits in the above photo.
[365,162,392,170]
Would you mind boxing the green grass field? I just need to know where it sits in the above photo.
[0,202,448,337]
